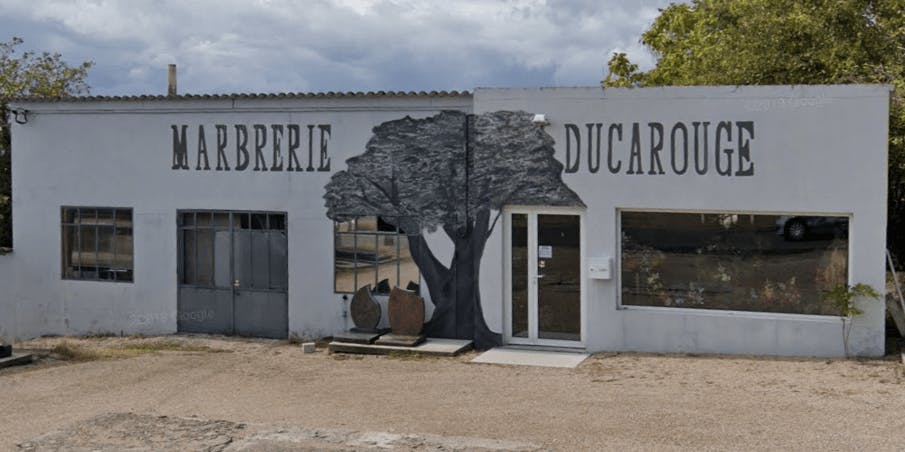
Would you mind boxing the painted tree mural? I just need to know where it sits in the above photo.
[324,110,583,349]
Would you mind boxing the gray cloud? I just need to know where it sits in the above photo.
[0,0,672,95]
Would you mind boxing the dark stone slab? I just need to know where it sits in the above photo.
[375,278,391,294]
[350,327,390,335]
[387,287,424,337]
[350,285,381,330]
[0,353,33,370]
[0,344,10,359]
[375,333,425,347]
[332,331,383,345]
[328,338,473,357]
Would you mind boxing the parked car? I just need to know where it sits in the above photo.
[776,216,848,241]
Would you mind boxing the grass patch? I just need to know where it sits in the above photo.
[289,335,331,348]
[118,342,226,353]
[84,332,120,339]
[49,342,104,361]
[386,351,427,360]
[45,340,228,362]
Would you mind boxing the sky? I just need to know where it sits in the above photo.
[0,0,675,96]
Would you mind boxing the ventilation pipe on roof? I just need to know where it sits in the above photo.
[167,64,177,97]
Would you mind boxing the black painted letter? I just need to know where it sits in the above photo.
[235,125,249,171]
[670,122,688,175]
[693,121,709,175]
[607,123,622,174]
[627,123,643,175]
[715,121,733,176]
[317,124,331,172]
[306,125,316,172]
[564,124,581,173]
[647,122,665,175]
[196,125,210,170]
[215,125,230,171]
[171,125,189,170]
[253,124,268,171]
[587,123,602,174]
[271,125,284,171]
[287,124,302,171]
[735,121,755,176]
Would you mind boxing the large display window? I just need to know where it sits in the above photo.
[620,211,849,316]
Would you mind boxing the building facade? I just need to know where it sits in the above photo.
[0,85,890,357]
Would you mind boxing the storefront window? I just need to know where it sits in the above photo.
[334,216,419,294]
[621,211,848,316]
[62,207,133,282]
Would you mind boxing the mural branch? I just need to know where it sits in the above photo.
[324,110,583,348]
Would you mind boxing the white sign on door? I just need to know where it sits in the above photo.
[538,245,553,259]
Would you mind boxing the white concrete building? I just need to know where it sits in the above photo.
[0,84,891,357]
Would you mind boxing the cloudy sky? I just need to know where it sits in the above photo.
[0,0,674,96]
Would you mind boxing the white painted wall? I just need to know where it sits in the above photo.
[474,85,889,357]
[3,95,471,341]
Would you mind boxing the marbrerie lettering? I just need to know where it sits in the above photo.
[564,120,755,176]
[171,123,332,172]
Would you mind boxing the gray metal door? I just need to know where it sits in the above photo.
[178,211,288,339]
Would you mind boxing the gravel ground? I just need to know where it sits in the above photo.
[2,335,905,451]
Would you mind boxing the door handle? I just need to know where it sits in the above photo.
[536,274,545,279]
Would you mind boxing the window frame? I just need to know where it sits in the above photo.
[61,206,135,283]
[333,215,419,295]
[176,209,288,291]
[616,207,853,319]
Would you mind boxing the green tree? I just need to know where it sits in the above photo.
[603,0,905,261]
[0,37,92,249]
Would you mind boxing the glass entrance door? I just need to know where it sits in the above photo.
[506,209,583,347]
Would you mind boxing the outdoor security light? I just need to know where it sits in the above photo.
[531,113,548,126]
[13,109,28,125]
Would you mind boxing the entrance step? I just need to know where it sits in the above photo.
[470,347,588,368]
[328,338,472,357]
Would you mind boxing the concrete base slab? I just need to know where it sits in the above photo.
[329,338,472,357]
[0,353,33,370]
[470,347,588,368]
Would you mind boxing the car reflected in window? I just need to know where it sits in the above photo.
[776,216,848,241]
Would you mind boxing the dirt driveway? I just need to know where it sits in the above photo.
[2,335,905,451]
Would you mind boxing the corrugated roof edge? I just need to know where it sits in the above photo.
[10,90,472,103]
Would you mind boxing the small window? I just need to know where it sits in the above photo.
[334,216,419,294]
[62,207,133,282]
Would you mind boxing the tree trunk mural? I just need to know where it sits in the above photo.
[324,110,583,349]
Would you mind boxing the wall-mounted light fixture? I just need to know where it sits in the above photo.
[531,113,548,127]
[13,109,28,125]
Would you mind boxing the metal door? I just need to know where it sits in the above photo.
[178,211,288,339]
